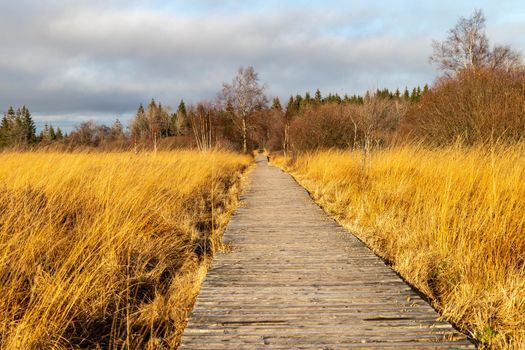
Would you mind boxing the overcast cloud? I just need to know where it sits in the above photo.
[1,0,524,130]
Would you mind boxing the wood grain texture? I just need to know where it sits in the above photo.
[180,155,475,349]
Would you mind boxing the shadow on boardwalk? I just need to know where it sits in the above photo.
[180,155,475,349]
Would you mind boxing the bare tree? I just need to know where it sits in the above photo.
[188,103,214,151]
[489,45,522,72]
[219,66,267,153]
[430,9,522,74]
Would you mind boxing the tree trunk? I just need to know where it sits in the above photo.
[283,122,289,157]
[242,116,247,154]
[153,133,157,153]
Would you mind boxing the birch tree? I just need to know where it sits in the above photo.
[430,9,521,74]
[219,66,267,153]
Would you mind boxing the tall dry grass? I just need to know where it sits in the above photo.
[0,150,250,349]
[274,144,525,349]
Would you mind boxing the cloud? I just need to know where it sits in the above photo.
[0,0,524,130]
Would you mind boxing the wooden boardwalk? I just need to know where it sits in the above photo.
[180,155,475,349]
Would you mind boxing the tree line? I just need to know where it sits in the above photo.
[1,9,523,152]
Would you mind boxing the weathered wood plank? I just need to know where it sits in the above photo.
[179,155,475,349]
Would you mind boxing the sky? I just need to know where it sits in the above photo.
[1,0,525,131]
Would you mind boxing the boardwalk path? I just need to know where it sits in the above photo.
[180,155,474,349]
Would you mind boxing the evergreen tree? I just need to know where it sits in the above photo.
[174,99,188,136]
[0,113,9,147]
[314,88,322,104]
[138,104,145,115]
[42,123,50,142]
[285,96,295,116]
[1,114,9,130]
[294,95,303,112]
[130,104,148,141]
[5,106,15,122]
[4,106,16,145]
[403,87,410,100]
[21,106,36,143]
[271,97,282,112]
[56,127,64,140]
[49,125,56,141]
[177,100,187,116]
[304,92,312,104]
[410,87,418,102]
[156,102,171,137]
[147,99,163,148]
[0,106,24,146]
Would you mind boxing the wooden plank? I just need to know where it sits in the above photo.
[179,155,475,349]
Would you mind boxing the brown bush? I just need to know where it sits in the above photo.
[404,68,525,145]
[290,99,406,152]
[289,104,358,151]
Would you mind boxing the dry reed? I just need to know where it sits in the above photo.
[274,144,525,349]
[0,150,250,349]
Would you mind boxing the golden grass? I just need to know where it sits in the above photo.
[0,150,251,349]
[274,144,525,349]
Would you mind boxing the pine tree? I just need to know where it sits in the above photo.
[138,104,145,115]
[304,92,312,104]
[271,97,282,112]
[56,127,64,140]
[12,108,26,145]
[285,96,294,115]
[174,99,188,136]
[42,123,50,142]
[0,114,9,130]
[294,95,303,112]
[4,106,16,145]
[403,87,410,100]
[177,100,186,116]
[6,106,15,122]
[314,88,322,104]
[49,125,56,141]
[21,106,36,143]
[130,104,148,142]
[0,113,9,147]
[410,87,418,102]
